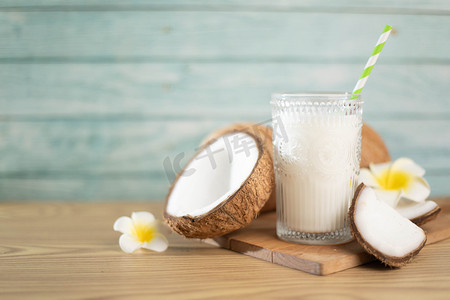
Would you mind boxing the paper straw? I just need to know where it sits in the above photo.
[351,25,393,99]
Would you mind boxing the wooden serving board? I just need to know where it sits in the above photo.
[204,200,450,276]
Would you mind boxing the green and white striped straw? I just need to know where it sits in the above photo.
[351,25,393,99]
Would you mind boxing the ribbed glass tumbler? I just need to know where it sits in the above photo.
[271,93,363,245]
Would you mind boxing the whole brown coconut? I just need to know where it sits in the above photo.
[201,122,390,213]
[164,123,274,238]
[360,123,391,168]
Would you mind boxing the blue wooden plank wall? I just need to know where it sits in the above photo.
[0,1,449,201]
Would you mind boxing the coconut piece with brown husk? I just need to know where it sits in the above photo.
[200,122,276,212]
[349,183,427,267]
[396,200,441,226]
[360,123,391,168]
[164,126,274,239]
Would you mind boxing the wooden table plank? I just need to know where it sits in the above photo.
[1,200,450,299]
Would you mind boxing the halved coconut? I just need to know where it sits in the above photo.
[200,122,276,212]
[349,183,427,267]
[360,123,391,168]
[164,125,274,239]
[396,200,441,226]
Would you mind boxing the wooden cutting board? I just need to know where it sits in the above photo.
[204,200,450,276]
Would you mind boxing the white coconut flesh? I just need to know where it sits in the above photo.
[353,186,426,258]
[166,132,259,217]
[396,200,439,220]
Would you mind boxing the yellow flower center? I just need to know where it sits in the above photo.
[376,169,412,190]
[131,223,155,243]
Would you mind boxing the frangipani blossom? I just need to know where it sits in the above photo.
[114,212,168,253]
[359,158,430,208]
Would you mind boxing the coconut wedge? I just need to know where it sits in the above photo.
[396,200,441,226]
[349,184,427,267]
[164,125,274,239]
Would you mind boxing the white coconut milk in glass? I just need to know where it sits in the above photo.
[271,93,363,245]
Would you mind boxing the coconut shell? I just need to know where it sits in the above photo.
[360,123,391,168]
[201,122,276,212]
[164,124,274,239]
[410,206,441,226]
[349,183,427,268]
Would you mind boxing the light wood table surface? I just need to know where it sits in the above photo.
[1,200,449,299]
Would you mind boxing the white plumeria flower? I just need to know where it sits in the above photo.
[113,212,168,253]
[359,158,430,208]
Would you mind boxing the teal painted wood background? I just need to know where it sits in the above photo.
[0,1,449,201]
